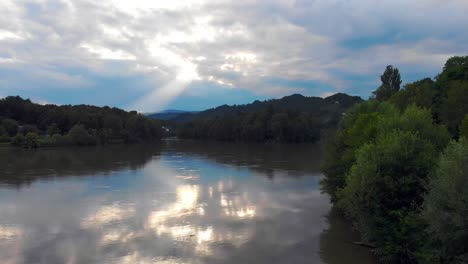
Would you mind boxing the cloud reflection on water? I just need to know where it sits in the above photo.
[0,141,376,264]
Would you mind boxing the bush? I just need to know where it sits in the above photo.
[339,130,437,262]
[24,132,39,148]
[11,134,25,146]
[67,124,96,145]
[322,103,450,262]
[37,134,70,147]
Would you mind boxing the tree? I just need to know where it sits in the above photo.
[436,56,468,85]
[24,132,39,148]
[373,65,402,101]
[423,139,468,263]
[434,56,468,136]
[320,56,468,262]
[0,125,6,136]
[322,104,450,261]
[0,125,9,142]
[321,100,394,201]
[1,118,18,136]
[389,78,436,111]
[11,134,25,146]
[339,130,437,262]
[440,81,468,136]
[46,123,61,135]
[19,124,39,135]
[460,115,468,139]
[0,96,164,147]
[67,124,95,145]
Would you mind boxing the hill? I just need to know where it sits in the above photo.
[170,93,362,122]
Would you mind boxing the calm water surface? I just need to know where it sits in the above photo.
[0,140,377,264]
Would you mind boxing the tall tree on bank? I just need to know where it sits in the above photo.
[373,65,402,101]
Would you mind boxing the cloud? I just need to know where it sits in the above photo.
[0,0,467,111]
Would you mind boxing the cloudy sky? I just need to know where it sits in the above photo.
[0,0,467,112]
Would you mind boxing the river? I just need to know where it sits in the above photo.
[0,140,377,264]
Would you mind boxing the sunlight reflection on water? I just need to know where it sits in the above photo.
[0,141,377,264]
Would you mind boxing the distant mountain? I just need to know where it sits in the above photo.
[171,93,363,122]
[147,110,198,120]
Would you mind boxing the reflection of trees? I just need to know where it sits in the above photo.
[0,143,162,187]
[0,140,322,187]
[319,207,378,264]
[162,140,323,177]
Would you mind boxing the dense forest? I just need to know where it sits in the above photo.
[321,56,468,263]
[166,93,362,143]
[0,96,164,147]
[147,109,197,120]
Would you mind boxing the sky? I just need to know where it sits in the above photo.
[0,0,467,112]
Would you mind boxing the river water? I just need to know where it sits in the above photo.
[0,140,377,264]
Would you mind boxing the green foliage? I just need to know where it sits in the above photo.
[168,93,362,122]
[460,115,468,139]
[177,106,321,143]
[321,100,385,201]
[1,118,18,136]
[423,139,468,263]
[0,96,164,147]
[0,125,8,142]
[46,123,61,135]
[436,56,468,84]
[11,134,25,146]
[378,56,468,138]
[339,130,437,262]
[0,134,10,143]
[171,93,363,143]
[322,56,468,262]
[19,124,39,135]
[67,124,95,145]
[378,105,450,151]
[439,81,468,136]
[434,56,468,136]
[321,103,449,261]
[24,132,39,148]
[37,134,70,147]
[373,65,402,101]
[389,78,437,111]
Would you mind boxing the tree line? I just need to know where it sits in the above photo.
[178,106,321,142]
[321,56,468,263]
[0,96,164,148]
[171,93,363,143]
